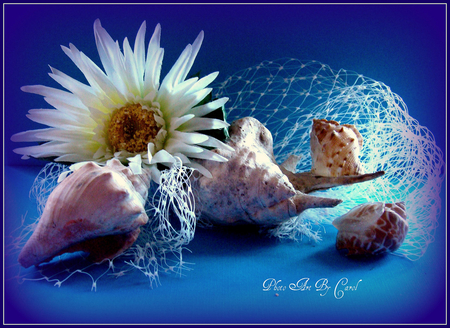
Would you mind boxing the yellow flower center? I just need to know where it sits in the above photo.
[108,104,161,153]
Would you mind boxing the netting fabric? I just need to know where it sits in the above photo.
[213,58,445,261]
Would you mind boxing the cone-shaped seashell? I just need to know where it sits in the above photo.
[332,202,409,256]
[18,159,151,268]
[310,118,364,177]
[196,117,343,226]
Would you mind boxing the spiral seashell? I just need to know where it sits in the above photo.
[310,118,364,177]
[332,202,409,256]
[18,159,151,268]
[196,117,343,226]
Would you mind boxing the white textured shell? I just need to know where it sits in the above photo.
[18,159,151,268]
[310,118,364,177]
[196,117,342,226]
[332,202,409,256]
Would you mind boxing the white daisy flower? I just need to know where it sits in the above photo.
[11,19,232,183]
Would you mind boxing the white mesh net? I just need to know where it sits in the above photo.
[122,159,197,286]
[213,58,445,261]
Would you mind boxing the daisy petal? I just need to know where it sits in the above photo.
[147,142,155,159]
[33,128,94,143]
[26,109,92,129]
[188,97,229,117]
[159,44,192,95]
[123,37,141,95]
[55,153,96,163]
[170,114,195,130]
[93,146,108,160]
[127,154,143,174]
[144,23,162,90]
[49,67,102,109]
[170,88,212,118]
[178,117,229,132]
[172,152,191,164]
[171,77,198,98]
[199,136,235,152]
[183,149,228,162]
[21,85,88,111]
[75,49,125,104]
[11,128,53,142]
[165,139,204,154]
[134,21,147,78]
[13,141,86,160]
[149,165,161,184]
[181,31,204,84]
[61,44,103,93]
[151,149,176,164]
[184,161,213,179]
[172,131,209,145]
[94,19,119,78]
[43,95,94,118]
[57,170,72,183]
[188,72,219,94]
[144,24,163,94]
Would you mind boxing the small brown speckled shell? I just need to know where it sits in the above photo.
[332,202,409,256]
[310,119,364,177]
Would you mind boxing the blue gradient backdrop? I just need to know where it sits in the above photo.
[4,4,446,324]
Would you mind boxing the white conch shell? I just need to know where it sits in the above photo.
[18,159,151,268]
[310,118,364,177]
[332,202,409,256]
[196,117,343,226]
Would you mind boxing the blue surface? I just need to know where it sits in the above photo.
[3,4,447,324]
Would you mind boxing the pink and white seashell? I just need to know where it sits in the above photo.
[18,159,151,268]
[196,117,346,226]
[310,119,364,177]
[332,202,409,256]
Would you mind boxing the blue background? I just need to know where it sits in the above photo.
[4,4,446,324]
